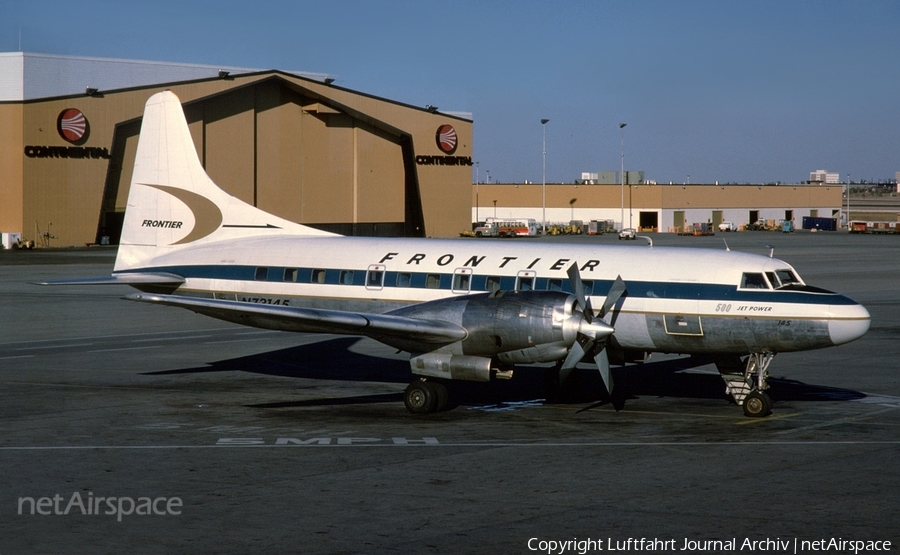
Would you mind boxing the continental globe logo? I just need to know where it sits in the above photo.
[415,124,470,166]
[57,109,90,145]
[24,108,109,159]
[436,124,457,154]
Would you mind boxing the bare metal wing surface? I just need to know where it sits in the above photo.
[35,273,185,286]
[124,292,466,345]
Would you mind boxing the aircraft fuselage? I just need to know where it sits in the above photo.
[120,235,869,358]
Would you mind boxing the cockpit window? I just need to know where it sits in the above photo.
[740,272,770,289]
[775,269,801,287]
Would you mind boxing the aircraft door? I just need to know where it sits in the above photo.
[452,268,473,293]
[515,270,536,291]
[663,282,703,337]
[365,264,385,291]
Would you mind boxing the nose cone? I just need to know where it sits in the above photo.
[828,301,871,345]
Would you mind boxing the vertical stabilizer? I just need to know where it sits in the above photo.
[115,91,334,272]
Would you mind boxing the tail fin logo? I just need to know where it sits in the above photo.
[138,183,223,245]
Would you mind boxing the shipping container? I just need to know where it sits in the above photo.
[801,216,838,231]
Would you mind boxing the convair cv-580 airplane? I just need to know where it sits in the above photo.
[44,91,871,417]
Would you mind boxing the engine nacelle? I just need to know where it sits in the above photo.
[385,290,583,365]
[410,353,493,381]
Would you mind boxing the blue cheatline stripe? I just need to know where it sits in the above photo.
[116,264,859,306]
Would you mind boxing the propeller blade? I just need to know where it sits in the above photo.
[566,263,594,323]
[600,275,626,318]
[593,345,614,395]
[559,333,594,383]
[582,296,594,324]
[562,263,624,400]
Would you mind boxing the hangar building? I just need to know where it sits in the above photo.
[0,53,473,247]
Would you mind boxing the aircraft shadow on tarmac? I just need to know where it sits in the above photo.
[143,337,866,410]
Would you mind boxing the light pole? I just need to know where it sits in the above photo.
[619,123,626,231]
[541,119,550,234]
[475,161,479,223]
[847,173,851,228]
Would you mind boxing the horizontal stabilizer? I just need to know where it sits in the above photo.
[124,293,467,345]
[35,273,186,286]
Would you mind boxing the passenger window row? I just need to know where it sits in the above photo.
[252,266,593,294]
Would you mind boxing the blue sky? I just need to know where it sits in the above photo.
[2,0,898,184]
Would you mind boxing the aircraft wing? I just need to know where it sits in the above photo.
[35,273,186,286]
[124,293,467,345]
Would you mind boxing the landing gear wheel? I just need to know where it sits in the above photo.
[404,380,438,414]
[743,390,772,417]
[432,381,449,412]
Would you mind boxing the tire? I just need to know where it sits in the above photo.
[432,381,449,412]
[404,380,437,414]
[743,390,772,417]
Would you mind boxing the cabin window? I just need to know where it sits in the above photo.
[426,274,441,289]
[740,272,770,289]
[339,270,354,285]
[548,278,563,291]
[583,280,593,295]
[312,269,326,284]
[486,276,501,292]
[396,273,411,287]
[283,268,298,282]
[254,267,269,281]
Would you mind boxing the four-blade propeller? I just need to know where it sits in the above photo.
[558,264,627,397]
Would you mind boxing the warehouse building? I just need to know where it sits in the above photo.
[473,181,843,232]
[0,53,473,247]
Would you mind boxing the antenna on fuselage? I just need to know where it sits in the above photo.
[637,235,653,248]
[766,245,774,258]
[723,238,730,251]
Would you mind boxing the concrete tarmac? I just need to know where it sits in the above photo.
[1,231,898,554]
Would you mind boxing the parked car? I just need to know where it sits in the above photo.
[618,228,636,240]
[718,221,737,232]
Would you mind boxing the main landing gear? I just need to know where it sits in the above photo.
[718,352,775,417]
[403,378,449,414]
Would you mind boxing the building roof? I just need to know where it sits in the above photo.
[0,52,329,102]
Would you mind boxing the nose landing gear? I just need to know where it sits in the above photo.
[718,352,775,417]
[742,389,772,417]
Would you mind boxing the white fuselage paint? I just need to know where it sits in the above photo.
[122,235,870,356]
